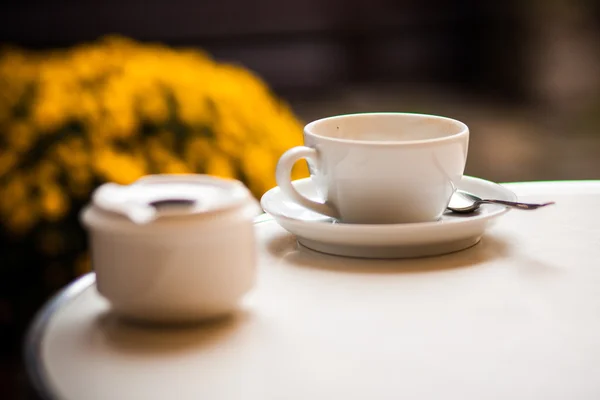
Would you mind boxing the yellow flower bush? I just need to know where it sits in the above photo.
[0,36,307,238]
[0,36,307,298]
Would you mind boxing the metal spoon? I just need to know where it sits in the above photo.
[447,190,555,214]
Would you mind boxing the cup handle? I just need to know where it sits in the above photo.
[275,146,339,218]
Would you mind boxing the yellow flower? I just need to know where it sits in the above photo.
[163,158,191,174]
[0,175,28,213]
[0,34,309,239]
[68,168,93,197]
[31,94,65,132]
[7,204,37,235]
[205,151,236,179]
[51,141,88,170]
[103,107,137,139]
[40,185,69,221]
[0,106,9,125]
[145,137,171,164]
[0,152,17,177]
[76,92,102,125]
[184,137,212,168]
[174,89,211,126]
[31,72,79,132]
[216,134,240,158]
[7,121,36,152]
[155,130,175,150]
[136,84,169,123]
[92,147,147,184]
[100,77,138,137]
[241,145,277,195]
[291,161,309,181]
[214,115,246,157]
[34,160,60,182]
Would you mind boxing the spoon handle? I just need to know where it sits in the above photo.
[479,199,556,210]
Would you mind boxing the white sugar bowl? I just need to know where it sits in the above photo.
[81,175,261,323]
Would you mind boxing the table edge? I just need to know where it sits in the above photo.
[24,273,96,400]
[502,179,600,185]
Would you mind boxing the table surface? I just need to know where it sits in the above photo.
[26,181,600,400]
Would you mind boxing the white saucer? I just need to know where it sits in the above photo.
[260,176,517,258]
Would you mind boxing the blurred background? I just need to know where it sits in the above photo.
[1,0,599,398]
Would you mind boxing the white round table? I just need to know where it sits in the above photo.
[26,181,600,400]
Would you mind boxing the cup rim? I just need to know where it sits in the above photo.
[304,112,469,146]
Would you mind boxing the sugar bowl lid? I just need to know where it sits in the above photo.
[86,174,257,225]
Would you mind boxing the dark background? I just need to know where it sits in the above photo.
[0,0,526,97]
[3,0,597,183]
[1,0,600,398]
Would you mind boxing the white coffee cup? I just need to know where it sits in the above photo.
[276,113,469,224]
